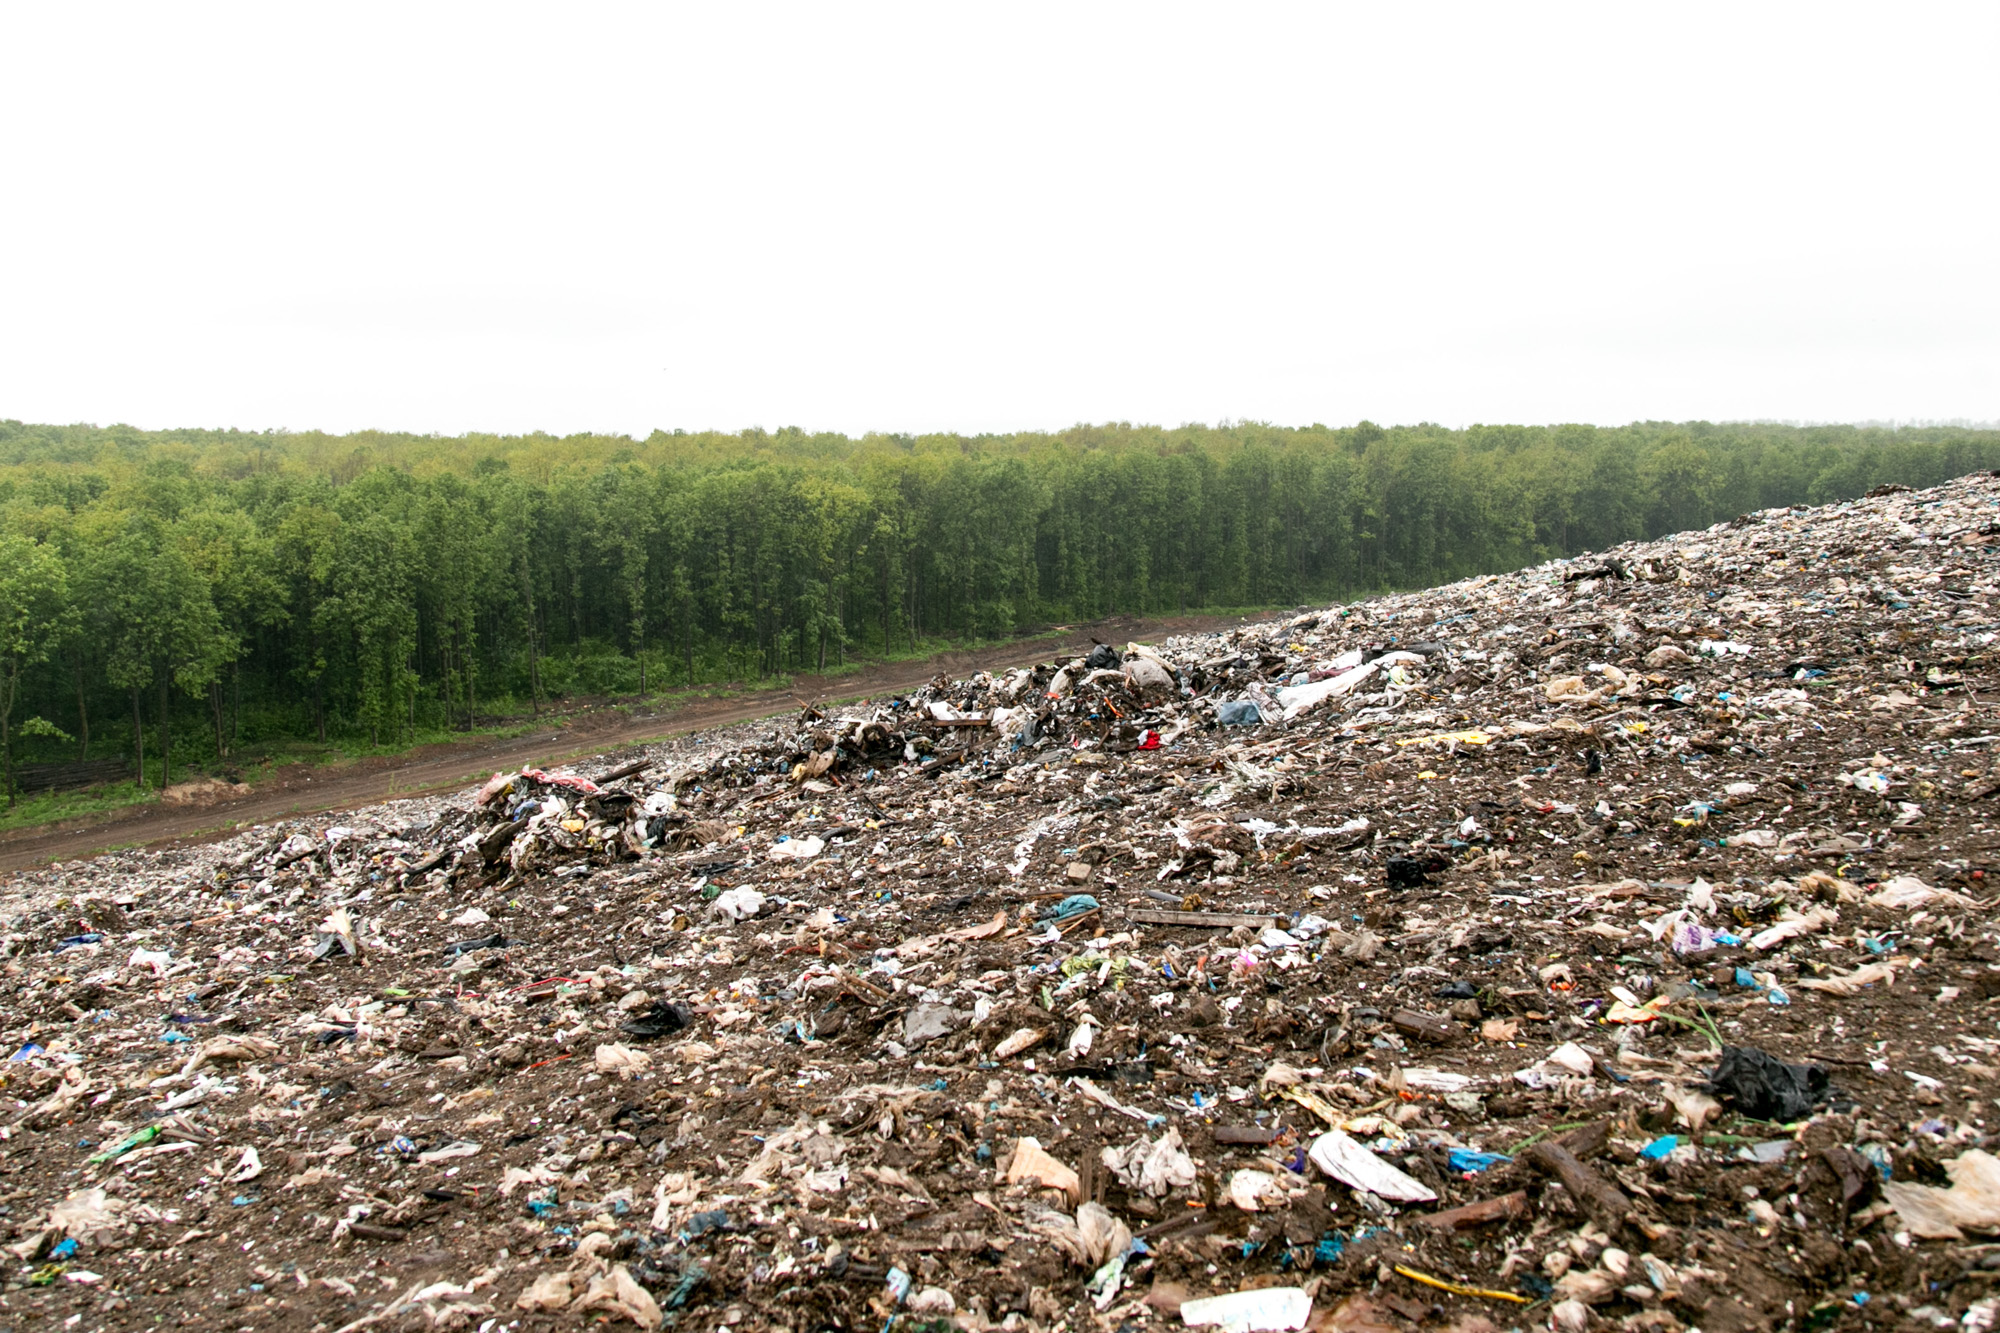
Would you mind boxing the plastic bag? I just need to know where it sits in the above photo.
[1707,1045,1828,1121]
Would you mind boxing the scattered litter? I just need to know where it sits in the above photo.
[1,474,1997,1324]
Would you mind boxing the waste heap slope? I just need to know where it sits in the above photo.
[5,474,2000,1332]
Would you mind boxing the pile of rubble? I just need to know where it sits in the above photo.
[6,475,2000,1333]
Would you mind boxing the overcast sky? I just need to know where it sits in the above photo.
[2,4,1994,438]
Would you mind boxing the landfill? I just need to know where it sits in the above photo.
[5,473,2000,1332]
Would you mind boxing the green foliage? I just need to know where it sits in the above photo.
[0,533,71,803]
[17,716,72,742]
[0,416,1994,774]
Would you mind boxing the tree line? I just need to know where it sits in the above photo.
[0,416,1994,799]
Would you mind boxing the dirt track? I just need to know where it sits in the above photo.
[0,611,1278,872]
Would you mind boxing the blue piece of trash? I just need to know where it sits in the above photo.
[49,1238,77,1260]
[1044,894,1098,921]
[1216,700,1263,726]
[161,1031,193,1044]
[1447,1149,1511,1173]
[678,1209,731,1242]
[10,1044,44,1062]
[1734,968,1762,990]
[1640,1135,1680,1160]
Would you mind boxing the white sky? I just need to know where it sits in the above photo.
[2,4,1995,438]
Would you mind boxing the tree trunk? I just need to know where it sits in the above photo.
[209,681,226,760]
[518,556,542,717]
[314,677,325,744]
[529,607,542,715]
[2,678,14,808]
[131,687,144,787]
[231,661,241,750]
[74,659,89,760]
[157,670,171,789]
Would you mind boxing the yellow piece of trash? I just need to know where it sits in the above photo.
[1276,1084,1344,1127]
[1394,729,1492,748]
[1393,1265,1529,1304]
[1417,771,1441,780]
[1603,995,1672,1025]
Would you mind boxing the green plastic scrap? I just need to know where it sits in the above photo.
[87,1123,161,1164]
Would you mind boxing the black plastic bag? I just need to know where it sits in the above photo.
[620,999,695,1041]
[1386,858,1430,888]
[1708,1045,1828,1121]
[1084,643,1121,671]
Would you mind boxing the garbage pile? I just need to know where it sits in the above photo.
[6,474,2000,1332]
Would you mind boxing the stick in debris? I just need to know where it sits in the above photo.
[591,758,652,784]
[1523,1141,1630,1227]
[1126,909,1277,929]
[1417,1190,1529,1231]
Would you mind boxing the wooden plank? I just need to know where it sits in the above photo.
[1213,1125,1278,1145]
[1391,1008,1459,1044]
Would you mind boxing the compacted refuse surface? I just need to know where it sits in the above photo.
[8,475,2000,1333]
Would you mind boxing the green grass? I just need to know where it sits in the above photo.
[0,780,158,836]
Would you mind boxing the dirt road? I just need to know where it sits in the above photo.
[0,610,1278,872]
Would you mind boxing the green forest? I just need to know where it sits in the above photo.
[0,416,1994,802]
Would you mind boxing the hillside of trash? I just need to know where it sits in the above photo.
[5,473,2000,1333]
